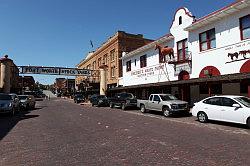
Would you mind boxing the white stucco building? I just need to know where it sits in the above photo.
[111,0,250,104]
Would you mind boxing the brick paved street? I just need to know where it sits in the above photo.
[1,98,250,166]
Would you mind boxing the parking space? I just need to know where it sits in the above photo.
[84,105,250,136]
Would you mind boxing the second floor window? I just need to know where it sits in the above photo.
[103,54,108,65]
[140,55,147,68]
[126,60,131,72]
[92,61,96,70]
[199,28,216,51]
[240,15,250,40]
[177,39,188,61]
[98,58,102,67]
[110,49,115,62]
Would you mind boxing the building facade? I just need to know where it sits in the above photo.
[0,55,20,93]
[76,31,153,94]
[117,0,250,103]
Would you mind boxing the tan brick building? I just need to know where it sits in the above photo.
[76,31,153,93]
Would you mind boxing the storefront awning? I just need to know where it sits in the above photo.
[108,73,250,91]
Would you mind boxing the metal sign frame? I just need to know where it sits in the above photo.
[18,66,91,76]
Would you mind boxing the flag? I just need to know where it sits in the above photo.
[90,40,94,48]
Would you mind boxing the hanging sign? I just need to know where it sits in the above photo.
[19,66,91,76]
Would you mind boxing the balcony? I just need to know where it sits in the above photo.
[167,51,192,75]
[168,51,192,65]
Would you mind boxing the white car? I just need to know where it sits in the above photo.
[192,95,250,127]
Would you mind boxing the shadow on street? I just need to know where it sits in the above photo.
[0,109,40,141]
[195,119,249,129]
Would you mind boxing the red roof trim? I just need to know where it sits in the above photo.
[193,0,243,25]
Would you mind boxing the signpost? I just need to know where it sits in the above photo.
[18,66,91,76]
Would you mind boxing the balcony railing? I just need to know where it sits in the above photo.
[168,51,192,65]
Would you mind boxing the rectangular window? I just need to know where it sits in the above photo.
[92,61,96,70]
[140,55,147,68]
[126,60,131,72]
[240,15,250,40]
[111,66,115,77]
[199,28,216,51]
[98,58,102,67]
[134,59,136,66]
[103,54,108,65]
[177,39,188,61]
[110,49,115,62]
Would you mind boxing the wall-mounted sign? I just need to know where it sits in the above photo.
[131,64,166,78]
[19,66,91,76]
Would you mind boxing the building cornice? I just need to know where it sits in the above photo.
[185,0,250,31]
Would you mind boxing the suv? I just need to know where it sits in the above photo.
[90,95,109,107]
[109,92,137,110]
[74,94,85,104]
[18,95,36,110]
[0,93,17,116]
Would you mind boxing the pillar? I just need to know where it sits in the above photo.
[99,65,108,95]
[0,55,12,93]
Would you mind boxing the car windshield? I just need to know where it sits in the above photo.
[18,96,28,100]
[234,97,250,108]
[160,95,177,101]
[120,93,134,99]
[0,94,12,100]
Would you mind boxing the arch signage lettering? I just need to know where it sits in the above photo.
[19,66,91,76]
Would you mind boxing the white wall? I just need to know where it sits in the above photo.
[189,7,250,78]
[122,8,194,87]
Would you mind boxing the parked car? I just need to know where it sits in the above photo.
[18,95,36,110]
[192,95,250,127]
[137,94,189,117]
[109,92,137,110]
[74,94,85,104]
[90,95,109,107]
[0,93,17,115]
[9,93,20,113]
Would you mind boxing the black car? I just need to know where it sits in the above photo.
[109,92,137,110]
[89,95,109,107]
[74,94,85,103]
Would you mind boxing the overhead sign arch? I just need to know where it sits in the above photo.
[19,66,91,76]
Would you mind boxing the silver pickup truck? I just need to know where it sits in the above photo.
[137,94,189,117]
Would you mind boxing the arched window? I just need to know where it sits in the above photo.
[179,16,182,25]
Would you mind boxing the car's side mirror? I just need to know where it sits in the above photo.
[232,104,241,108]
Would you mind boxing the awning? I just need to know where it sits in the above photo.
[108,73,250,91]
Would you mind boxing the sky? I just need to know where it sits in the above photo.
[0,0,236,84]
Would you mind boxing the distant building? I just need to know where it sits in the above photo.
[18,76,35,93]
[0,55,19,93]
[54,78,75,95]
[76,31,153,94]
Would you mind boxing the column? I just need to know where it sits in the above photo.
[99,65,108,95]
[0,55,12,93]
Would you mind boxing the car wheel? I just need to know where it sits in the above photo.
[109,102,114,108]
[246,118,250,128]
[121,103,126,110]
[140,104,146,113]
[162,106,170,117]
[197,112,208,123]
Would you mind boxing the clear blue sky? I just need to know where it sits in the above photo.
[0,0,235,84]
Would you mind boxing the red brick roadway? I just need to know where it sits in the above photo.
[0,98,250,166]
